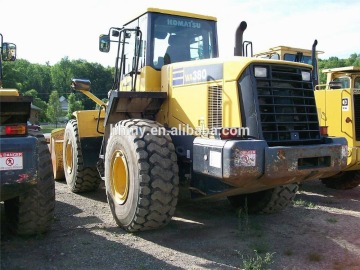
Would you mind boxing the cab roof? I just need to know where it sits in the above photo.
[255,45,324,57]
[322,66,360,74]
[124,7,217,26]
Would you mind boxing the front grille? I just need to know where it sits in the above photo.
[354,94,360,141]
[208,85,222,129]
[255,65,321,145]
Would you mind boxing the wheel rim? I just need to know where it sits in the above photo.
[65,139,73,174]
[111,150,129,204]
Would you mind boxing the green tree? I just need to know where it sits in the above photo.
[71,59,113,109]
[46,91,62,127]
[51,58,113,110]
[345,53,359,66]
[26,63,53,101]
[51,57,74,98]
[67,93,84,119]
[2,60,53,99]
[24,89,48,122]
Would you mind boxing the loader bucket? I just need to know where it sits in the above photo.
[50,128,65,180]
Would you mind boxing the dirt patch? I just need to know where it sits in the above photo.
[1,180,360,270]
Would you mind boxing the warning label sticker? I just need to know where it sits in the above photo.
[235,150,256,167]
[0,152,23,170]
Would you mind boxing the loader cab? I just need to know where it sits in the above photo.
[254,44,323,86]
[254,45,323,65]
[324,66,360,89]
[150,12,218,67]
[99,8,218,91]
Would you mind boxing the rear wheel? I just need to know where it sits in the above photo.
[105,119,179,232]
[321,171,360,190]
[227,184,299,214]
[4,132,55,235]
[63,119,101,192]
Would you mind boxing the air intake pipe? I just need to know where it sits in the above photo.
[234,21,247,56]
[311,39,319,86]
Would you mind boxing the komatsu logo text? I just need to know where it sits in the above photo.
[167,19,200,28]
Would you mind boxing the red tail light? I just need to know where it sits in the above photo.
[4,125,27,135]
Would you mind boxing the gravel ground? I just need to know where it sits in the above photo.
[1,180,360,270]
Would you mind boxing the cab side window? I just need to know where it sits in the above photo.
[334,76,350,88]
[354,77,360,89]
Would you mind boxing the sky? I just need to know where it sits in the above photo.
[1,0,359,67]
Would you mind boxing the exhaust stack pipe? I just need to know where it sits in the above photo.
[234,21,247,56]
[311,39,319,86]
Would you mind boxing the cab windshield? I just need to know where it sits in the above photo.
[284,53,312,65]
[334,76,350,88]
[150,13,218,69]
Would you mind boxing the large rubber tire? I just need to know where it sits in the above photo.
[63,119,101,193]
[105,119,179,232]
[227,184,299,214]
[4,131,55,235]
[321,171,360,190]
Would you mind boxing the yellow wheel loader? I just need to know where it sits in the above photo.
[51,8,347,232]
[315,66,360,189]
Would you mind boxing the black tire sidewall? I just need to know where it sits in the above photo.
[105,134,139,227]
[63,120,79,189]
[228,184,298,214]
[5,131,55,235]
[322,171,360,190]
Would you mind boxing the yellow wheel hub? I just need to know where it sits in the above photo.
[65,140,73,174]
[111,150,129,204]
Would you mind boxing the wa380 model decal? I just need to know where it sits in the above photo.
[172,64,223,86]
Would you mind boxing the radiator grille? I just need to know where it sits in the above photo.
[208,85,222,129]
[255,65,321,145]
[354,94,360,141]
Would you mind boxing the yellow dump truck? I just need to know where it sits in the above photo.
[51,8,347,232]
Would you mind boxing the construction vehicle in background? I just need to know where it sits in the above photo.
[254,42,323,85]
[315,66,360,189]
[254,44,323,64]
[51,8,347,232]
[0,34,55,235]
[255,45,360,189]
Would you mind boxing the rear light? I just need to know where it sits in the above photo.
[319,126,328,137]
[0,124,27,135]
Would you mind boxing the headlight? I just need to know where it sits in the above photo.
[301,71,311,81]
[254,67,267,78]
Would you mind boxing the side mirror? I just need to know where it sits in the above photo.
[2,42,16,61]
[99,34,110,53]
